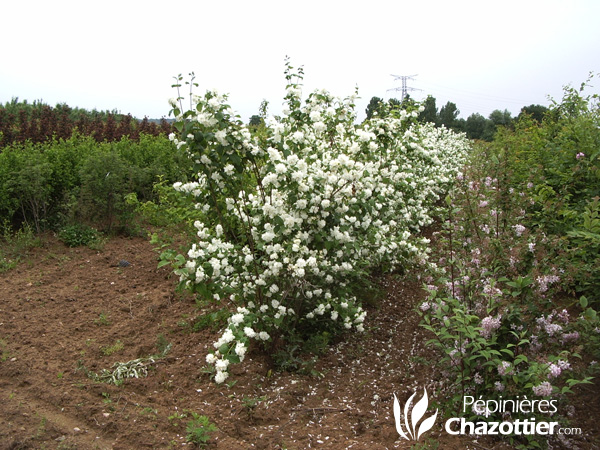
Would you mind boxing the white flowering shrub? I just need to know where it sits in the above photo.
[168,62,469,382]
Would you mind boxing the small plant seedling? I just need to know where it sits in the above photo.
[101,392,112,404]
[186,413,217,447]
[35,415,47,439]
[242,395,267,421]
[168,411,188,427]
[101,340,124,356]
[0,338,12,362]
[94,312,111,326]
[139,406,157,418]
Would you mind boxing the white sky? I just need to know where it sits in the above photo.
[1,0,599,122]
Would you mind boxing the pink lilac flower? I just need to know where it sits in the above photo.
[576,152,585,159]
[547,360,571,379]
[557,360,571,370]
[561,331,580,343]
[473,372,484,384]
[533,381,553,396]
[545,323,563,336]
[483,283,502,297]
[548,364,562,378]
[449,349,461,367]
[536,313,563,336]
[513,224,526,236]
[495,381,505,392]
[530,334,542,352]
[472,403,491,417]
[498,361,513,376]
[527,182,534,189]
[557,309,570,323]
[480,315,502,338]
[536,274,560,293]
[479,200,489,208]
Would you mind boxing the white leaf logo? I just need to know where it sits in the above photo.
[393,388,438,441]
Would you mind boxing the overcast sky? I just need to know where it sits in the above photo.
[1,0,599,122]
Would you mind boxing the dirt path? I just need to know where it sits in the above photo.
[0,235,597,449]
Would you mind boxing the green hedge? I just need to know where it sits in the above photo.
[0,133,194,233]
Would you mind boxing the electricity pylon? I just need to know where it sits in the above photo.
[388,74,421,100]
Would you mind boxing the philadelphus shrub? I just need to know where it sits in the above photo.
[168,62,469,383]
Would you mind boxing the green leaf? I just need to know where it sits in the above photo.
[218,343,230,355]
[514,354,528,365]
[157,259,171,269]
[500,348,515,357]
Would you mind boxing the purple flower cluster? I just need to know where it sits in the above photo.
[513,224,527,236]
[533,381,553,396]
[547,360,571,379]
[536,274,560,293]
[480,315,502,338]
[498,361,513,376]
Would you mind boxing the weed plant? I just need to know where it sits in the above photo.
[185,413,217,447]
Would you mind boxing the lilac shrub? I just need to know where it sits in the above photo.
[420,145,596,441]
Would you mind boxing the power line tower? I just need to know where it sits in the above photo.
[387,74,421,100]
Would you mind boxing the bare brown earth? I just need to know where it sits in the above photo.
[0,235,598,449]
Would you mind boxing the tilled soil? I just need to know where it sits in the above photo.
[0,235,597,449]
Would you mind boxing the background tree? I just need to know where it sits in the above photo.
[418,95,439,125]
[365,97,405,120]
[465,113,488,140]
[249,115,262,127]
[489,109,512,127]
[365,96,384,120]
[439,101,460,130]
[518,104,549,122]
[388,97,402,111]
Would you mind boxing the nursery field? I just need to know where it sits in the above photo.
[1,67,599,449]
[0,234,598,449]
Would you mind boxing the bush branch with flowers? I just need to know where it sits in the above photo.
[419,80,600,447]
[165,60,470,383]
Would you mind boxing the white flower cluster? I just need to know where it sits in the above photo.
[170,71,469,382]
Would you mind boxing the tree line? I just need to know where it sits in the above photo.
[0,98,174,147]
[364,95,549,141]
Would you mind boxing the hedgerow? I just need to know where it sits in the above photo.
[165,61,470,382]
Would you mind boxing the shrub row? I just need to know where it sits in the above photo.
[0,133,194,233]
